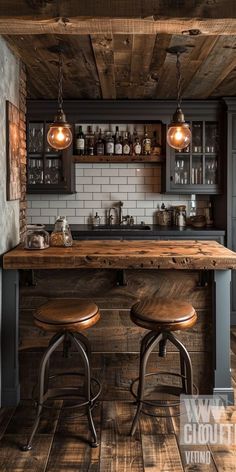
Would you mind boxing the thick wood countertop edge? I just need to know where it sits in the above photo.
[3,240,236,270]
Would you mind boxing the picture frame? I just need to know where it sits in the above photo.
[6,100,21,200]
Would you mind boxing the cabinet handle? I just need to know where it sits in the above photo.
[170,176,173,181]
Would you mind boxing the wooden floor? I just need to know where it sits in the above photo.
[0,330,236,471]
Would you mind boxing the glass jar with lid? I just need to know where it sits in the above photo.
[24,224,50,250]
[50,216,73,247]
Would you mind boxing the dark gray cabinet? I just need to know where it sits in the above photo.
[165,103,223,195]
[225,98,236,324]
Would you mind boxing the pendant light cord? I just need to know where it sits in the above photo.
[58,49,63,111]
[176,52,182,108]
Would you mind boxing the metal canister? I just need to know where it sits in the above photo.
[175,205,187,228]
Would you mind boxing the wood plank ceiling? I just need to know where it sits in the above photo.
[2,1,236,100]
[4,32,236,100]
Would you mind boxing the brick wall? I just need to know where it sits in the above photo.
[19,61,27,240]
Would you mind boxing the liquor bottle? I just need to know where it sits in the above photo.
[114,126,122,155]
[123,131,131,155]
[105,132,114,155]
[96,129,105,155]
[128,131,133,155]
[75,125,85,155]
[142,126,151,155]
[152,130,162,155]
[85,125,95,155]
[133,136,142,155]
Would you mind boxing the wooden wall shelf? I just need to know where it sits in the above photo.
[73,154,164,164]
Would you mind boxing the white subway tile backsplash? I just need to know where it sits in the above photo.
[93,177,109,184]
[27,208,40,216]
[119,185,135,192]
[41,208,59,216]
[119,168,136,177]
[50,200,66,208]
[57,208,76,216]
[76,192,92,200]
[82,177,93,185]
[102,185,119,192]
[110,177,127,185]
[102,168,118,176]
[67,200,84,208]
[85,185,101,192]
[31,216,50,224]
[76,184,84,193]
[27,163,207,226]
[137,200,154,208]
[84,168,102,176]
[32,201,49,208]
[111,193,128,200]
[84,200,101,209]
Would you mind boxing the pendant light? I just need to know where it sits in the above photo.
[47,46,72,150]
[166,46,191,150]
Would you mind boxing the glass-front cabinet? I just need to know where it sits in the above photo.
[27,121,75,194]
[166,120,220,194]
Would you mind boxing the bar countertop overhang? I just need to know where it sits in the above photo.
[3,240,236,270]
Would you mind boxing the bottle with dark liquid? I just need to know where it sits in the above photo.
[96,129,105,155]
[142,126,151,155]
[114,126,122,155]
[152,130,162,155]
[75,125,85,155]
[85,126,95,155]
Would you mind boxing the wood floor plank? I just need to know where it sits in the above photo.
[99,401,143,472]
[209,445,236,471]
[0,434,53,472]
[5,400,62,435]
[141,432,183,472]
[0,408,16,440]
[45,402,102,472]
[171,409,217,471]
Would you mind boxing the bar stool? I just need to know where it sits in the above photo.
[21,298,101,450]
[130,297,197,435]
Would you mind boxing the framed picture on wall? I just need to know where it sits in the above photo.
[6,100,21,200]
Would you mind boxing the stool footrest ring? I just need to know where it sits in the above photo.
[131,371,198,417]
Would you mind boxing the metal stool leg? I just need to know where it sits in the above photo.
[166,332,194,395]
[130,332,163,436]
[70,333,98,448]
[21,333,65,451]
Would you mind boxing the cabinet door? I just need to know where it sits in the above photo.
[27,121,75,194]
[166,120,220,194]
[27,122,44,186]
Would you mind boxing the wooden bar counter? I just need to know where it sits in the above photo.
[2,239,236,407]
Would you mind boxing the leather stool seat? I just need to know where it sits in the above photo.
[34,299,100,332]
[131,297,197,331]
[21,298,101,451]
[130,297,198,435]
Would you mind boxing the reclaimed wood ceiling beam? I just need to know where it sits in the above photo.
[0,0,235,20]
[1,17,236,35]
[91,35,116,99]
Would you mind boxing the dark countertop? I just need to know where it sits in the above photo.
[46,224,225,238]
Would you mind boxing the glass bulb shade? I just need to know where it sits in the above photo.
[47,125,72,150]
[167,124,191,150]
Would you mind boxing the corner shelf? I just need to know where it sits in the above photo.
[73,154,165,164]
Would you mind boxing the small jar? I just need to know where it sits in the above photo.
[50,216,73,247]
[24,225,50,250]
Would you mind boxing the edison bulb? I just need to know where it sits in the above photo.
[47,125,72,150]
[167,124,191,150]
